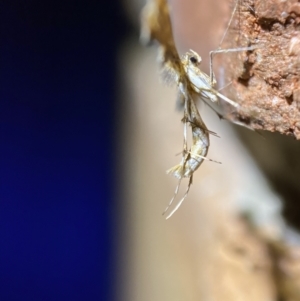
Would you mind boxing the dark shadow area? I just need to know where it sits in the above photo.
[235,126,300,231]
[0,1,128,300]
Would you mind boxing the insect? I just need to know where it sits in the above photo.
[163,86,221,219]
[141,0,257,218]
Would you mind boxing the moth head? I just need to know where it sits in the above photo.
[188,49,202,66]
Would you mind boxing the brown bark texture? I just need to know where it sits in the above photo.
[220,0,300,138]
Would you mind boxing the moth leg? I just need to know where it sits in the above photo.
[218,0,240,49]
[200,97,227,120]
[209,45,257,87]
[188,151,221,164]
[182,92,191,155]
[163,119,188,217]
[162,178,182,216]
[165,175,193,219]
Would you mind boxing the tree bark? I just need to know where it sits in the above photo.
[220,0,300,138]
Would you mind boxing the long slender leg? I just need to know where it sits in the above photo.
[165,175,193,219]
[208,0,260,86]
[210,0,239,85]
[188,151,221,164]
[200,96,229,120]
[209,46,257,86]
[218,0,240,48]
[162,90,189,216]
[162,178,182,216]
[179,83,190,154]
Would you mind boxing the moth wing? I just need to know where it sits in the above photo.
[186,68,218,102]
[140,0,183,78]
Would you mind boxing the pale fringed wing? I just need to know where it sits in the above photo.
[140,0,183,82]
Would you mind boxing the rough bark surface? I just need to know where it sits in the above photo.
[221,0,300,138]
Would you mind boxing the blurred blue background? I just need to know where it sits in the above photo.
[0,0,127,300]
